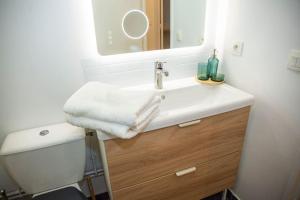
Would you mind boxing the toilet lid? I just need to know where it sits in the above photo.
[33,187,86,200]
[0,123,85,155]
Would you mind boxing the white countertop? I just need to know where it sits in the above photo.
[97,77,254,140]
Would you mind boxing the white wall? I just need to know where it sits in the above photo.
[222,0,300,199]
[0,0,221,194]
[0,0,98,192]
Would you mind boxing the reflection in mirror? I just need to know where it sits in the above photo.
[122,10,149,40]
[92,0,207,55]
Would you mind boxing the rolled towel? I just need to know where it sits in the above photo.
[63,82,161,127]
[66,108,159,139]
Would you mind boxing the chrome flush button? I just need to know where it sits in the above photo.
[39,130,49,136]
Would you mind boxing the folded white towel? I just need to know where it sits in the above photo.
[66,109,159,139]
[63,82,160,127]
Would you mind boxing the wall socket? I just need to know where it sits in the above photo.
[288,49,300,71]
[232,41,244,56]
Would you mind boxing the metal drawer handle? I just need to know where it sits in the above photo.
[176,167,197,177]
[178,120,201,128]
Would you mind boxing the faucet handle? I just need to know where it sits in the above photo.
[155,61,167,69]
[164,71,169,77]
[155,60,167,63]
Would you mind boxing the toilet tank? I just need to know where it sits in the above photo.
[0,123,86,194]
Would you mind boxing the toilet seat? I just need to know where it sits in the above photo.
[32,187,86,200]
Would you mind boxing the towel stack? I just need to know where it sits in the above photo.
[63,82,160,139]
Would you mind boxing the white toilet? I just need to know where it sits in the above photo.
[0,123,86,200]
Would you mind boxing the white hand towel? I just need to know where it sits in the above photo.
[63,82,160,126]
[66,109,159,139]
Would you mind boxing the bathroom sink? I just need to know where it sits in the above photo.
[160,84,229,111]
[98,77,254,140]
[159,79,253,112]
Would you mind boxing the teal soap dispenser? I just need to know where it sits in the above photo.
[208,49,219,78]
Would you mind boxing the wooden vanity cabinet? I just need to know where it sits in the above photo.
[100,107,250,200]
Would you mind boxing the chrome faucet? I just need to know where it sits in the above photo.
[154,61,169,89]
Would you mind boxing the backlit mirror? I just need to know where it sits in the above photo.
[92,0,207,55]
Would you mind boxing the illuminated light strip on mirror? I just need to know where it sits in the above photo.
[121,9,149,40]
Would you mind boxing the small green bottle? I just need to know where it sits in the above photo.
[208,49,219,78]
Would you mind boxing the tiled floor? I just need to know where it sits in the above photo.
[202,192,224,200]
[92,192,110,200]
[92,190,237,200]
[202,190,238,200]
[18,190,237,200]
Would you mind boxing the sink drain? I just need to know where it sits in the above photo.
[39,130,49,136]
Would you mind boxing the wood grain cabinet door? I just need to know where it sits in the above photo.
[113,152,241,200]
[104,107,250,191]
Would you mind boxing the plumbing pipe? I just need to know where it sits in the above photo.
[86,176,96,200]
[3,189,26,200]
[0,189,8,200]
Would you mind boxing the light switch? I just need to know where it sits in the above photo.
[296,58,300,68]
[232,41,244,56]
[176,30,183,42]
[289,57,297,67]
[288,50,300,71]
[199,37,204,45]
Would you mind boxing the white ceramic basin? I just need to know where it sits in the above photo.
[160,84,234,111]
[97,77,254,140]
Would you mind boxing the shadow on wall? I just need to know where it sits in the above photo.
[0,158,18,192]
[282,150,300,200]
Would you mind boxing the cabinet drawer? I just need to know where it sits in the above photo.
[113,152,241,200]
[105,107,250,190]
